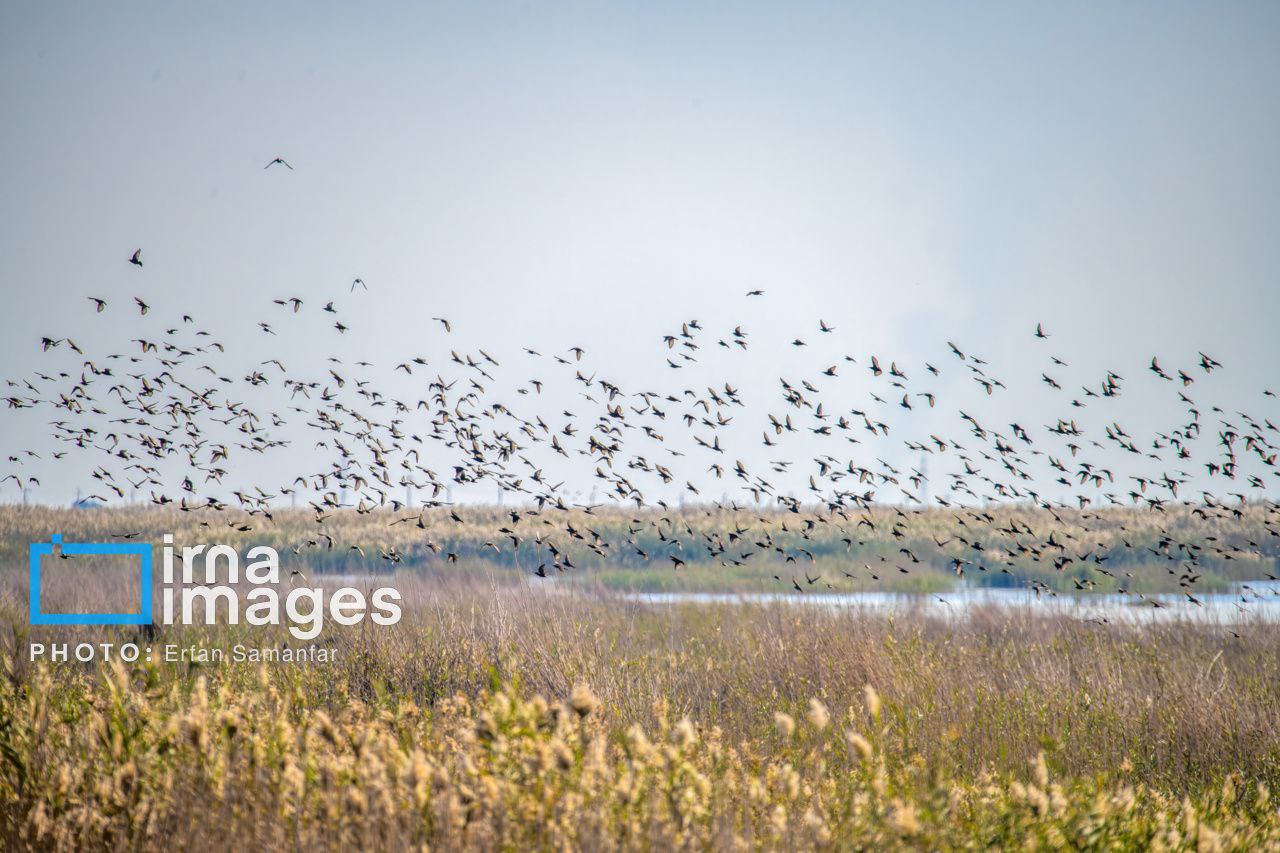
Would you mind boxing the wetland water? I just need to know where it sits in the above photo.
[620,580,1280,625]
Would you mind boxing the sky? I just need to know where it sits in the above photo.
[1,1,1278,507]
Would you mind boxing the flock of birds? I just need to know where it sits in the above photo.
[4,157,1280,615]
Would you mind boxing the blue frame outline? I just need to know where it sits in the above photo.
[30,535,152,625]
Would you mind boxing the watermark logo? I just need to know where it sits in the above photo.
[30,535,153,625]
[28,534,401,640]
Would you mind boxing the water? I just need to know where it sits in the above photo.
[316,571,1280,626]
[621,580,1280,626]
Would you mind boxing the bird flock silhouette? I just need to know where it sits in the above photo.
[4,157,1279,616]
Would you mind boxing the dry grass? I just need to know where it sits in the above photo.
[2,574,1280,849]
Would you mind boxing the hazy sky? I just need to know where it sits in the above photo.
[2,2,1278,505]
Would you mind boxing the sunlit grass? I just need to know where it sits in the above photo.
[2,581,1280,848]
[2,503,1278,847]
[2,656,1276,849]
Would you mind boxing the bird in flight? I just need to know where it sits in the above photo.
[351,278,368,292]
[265,157,293,170]
[129,249,143,267]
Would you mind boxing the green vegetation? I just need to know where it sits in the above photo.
[2,502,1275,595]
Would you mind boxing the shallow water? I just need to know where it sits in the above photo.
[316,571,1280,626]
[620,580,1280,626]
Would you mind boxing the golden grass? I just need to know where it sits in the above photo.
[2,502,1279,848]
[2,578,1280,849]
[2,657,1277,849]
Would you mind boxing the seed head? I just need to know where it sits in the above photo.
[806,698,830,732]
[863,685,881,719]
[569,683,600,717]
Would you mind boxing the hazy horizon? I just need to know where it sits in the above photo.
[2,2,1278,507]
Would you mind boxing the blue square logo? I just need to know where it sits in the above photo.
[29,535,153,625]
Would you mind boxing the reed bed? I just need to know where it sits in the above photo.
[3,502,1276,594]
[3,577,1280,849]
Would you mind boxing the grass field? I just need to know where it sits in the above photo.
[2,504,1279,848]
[3,569,1280,848]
